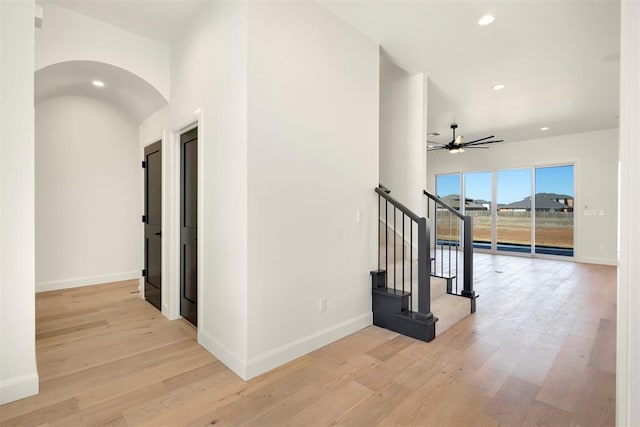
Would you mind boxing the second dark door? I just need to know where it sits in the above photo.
[144,141,162,310]
[180,127,198,326]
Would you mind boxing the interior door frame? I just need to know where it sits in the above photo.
[140,109,204,324]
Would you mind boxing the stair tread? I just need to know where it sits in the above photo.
[372,288,411,298]
[431,274,456,279]
[394,310,438,323]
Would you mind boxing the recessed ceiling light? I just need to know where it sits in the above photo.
[92,80,105,88]
[492,84,505,91]
[427,132,440,137]
[478,14,495,26]
[540,127,550,131]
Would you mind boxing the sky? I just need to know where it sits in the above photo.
[437,165,574,205]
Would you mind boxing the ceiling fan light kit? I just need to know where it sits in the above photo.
[427,123,504,154]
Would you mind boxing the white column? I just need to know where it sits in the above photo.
[617,0,640,425]
[0,0,39,404]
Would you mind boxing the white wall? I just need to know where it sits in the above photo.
[0,0,39,404]
[139,1,249,376]
[141,0,379,380]
[427,128,618,265]
[35,1,170,100]
[617,0,640,424]
[35,96,141,291]
[379,56,427,213]
[245,1,379,377]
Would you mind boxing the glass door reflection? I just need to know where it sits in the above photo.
[497,168,532,253]
[464,171,493,250]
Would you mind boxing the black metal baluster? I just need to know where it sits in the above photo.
[448,212,452,280]
[393,207,397,291]
[440,209,443,278]
[385,200,388,288]
[456,221,459,294]
[378,193,380,271]
[402,213,405,294]
[410,220,413,311]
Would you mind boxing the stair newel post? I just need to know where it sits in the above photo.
[417,216,433,319]
[462,215,476,312]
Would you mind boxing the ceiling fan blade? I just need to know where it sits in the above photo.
[463,139,504,146]
[426,140,448,146]
[427,147,446,152]
[463,135,495,144]
[465,146,491,149]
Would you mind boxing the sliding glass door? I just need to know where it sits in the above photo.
[534,165,575,256]
[435,164,574,258]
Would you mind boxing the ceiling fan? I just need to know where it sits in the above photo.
[427,124,504,153]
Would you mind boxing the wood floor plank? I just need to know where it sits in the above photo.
[571,367,616,426]
[1,398,79,427]
[36,320,109,340]
[588,318,617,373]
[365,334,414,361]
[536,333,595,412]
[287,380,373,426]
[48,382,167,427]
[511,338,561,386]
[483,376,540,425]
[523,400,573,426]
[334,381,413,426]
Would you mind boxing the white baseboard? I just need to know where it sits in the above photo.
[36,271,140,293]
[196,313,372,381]
[576,257,618,266]
[0,372,39,405]
[245,312,372,380]
[197,328,248,380]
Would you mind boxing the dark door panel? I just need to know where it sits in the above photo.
[144,141,162,310]
[180,128,198,326]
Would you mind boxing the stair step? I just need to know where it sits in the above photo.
[372,287,411,327]
[372,288,411,298]
[390,311,437,342]
[431,294,472,336]
[430,276,448,300]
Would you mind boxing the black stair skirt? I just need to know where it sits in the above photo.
[372,287,437,343]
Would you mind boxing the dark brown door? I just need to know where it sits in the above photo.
[144,141,162,310]
[180,128,198,326]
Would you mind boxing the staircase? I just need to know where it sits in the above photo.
[370,185,476,342]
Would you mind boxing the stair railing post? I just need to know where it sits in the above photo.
[417,217,433,319]
[462,215,476,312]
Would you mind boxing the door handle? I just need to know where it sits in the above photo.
[155,231,162,236]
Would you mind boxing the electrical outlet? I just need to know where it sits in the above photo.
[356,210,363,223]
[319,297,327,313]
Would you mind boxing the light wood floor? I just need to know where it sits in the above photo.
[0,254,616,426]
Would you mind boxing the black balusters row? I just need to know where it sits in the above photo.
[423,190,474,300]
[376,186,432,318]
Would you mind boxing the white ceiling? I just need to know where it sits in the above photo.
[35,61,168,122]
[38,0,620,143]
[319,0,620,144]
[44,0,208,43]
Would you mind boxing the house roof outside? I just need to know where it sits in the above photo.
[501,193,574,211]
[438,195,489,211]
